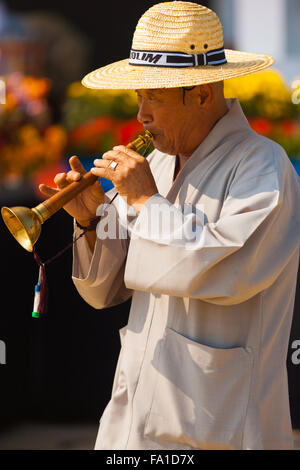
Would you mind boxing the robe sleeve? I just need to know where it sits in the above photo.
[124,142,300,305]
[71,151,158,310]
[72,190,136,309]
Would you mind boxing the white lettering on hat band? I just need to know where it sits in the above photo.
[129,48,227,67]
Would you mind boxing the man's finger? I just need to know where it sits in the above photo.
[54,172,69,189]
[69,155,87,175]
[93,159,121,180]
[93,158,115,171]
[102,147,141,163]
[91,165,112,180]
[39,184,59,197]
[102,151,126,163]
[65,170,82,184]
[113,145,143,161]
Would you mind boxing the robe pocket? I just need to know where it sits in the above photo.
[144,327,253,450]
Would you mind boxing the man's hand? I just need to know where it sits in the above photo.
[91,146,158,211]
[39,155,104,227]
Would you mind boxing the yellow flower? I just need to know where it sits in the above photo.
[66,82,138,106]
[224,69,291,102]
[67,81,87,98]
[224,69,294,119]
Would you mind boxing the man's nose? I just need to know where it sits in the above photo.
[137,100,153,125]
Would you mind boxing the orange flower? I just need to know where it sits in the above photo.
[69,117,116,144]
[2,92,18,111]
[44,125,68,150]
[17,124,40,143]
[20,141,45,161]
[21,76,52,100]
[278,120,298,137]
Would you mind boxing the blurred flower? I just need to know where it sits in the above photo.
[116,118,143,145]
[2,92,18,111]
[224,69,297,120]
[68,116,115,143]
[20,76,52,100]
[44,124,67,148]
[25,99,47,117]
[0,73,67,182]
[224,70,300,159]
[277,120,299,137]
[67,81,88,99]
[63,83,139,132]
[247,117,300,158]
[17,123,40,143]
[248,117,273,136]
[62,83,143,157]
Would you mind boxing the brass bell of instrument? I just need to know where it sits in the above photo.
[1,205,44,252]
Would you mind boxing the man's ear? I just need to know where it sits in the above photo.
[197,84,213,106]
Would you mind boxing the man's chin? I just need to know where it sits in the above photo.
[152,137,175,156]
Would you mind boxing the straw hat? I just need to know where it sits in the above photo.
[82,1,275,90]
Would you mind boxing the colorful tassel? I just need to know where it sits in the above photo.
[32,249,48,317]
[32,268,41,318]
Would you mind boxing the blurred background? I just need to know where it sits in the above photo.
[0,0,299,450]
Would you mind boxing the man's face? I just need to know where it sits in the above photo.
[135,88,203,156]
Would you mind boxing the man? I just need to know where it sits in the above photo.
[40,2,300,450]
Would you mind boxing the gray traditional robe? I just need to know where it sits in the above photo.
[72,99,300,450]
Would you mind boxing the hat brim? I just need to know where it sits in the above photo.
[82,49,275,90]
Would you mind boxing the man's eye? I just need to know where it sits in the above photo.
[137,96,153,104]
